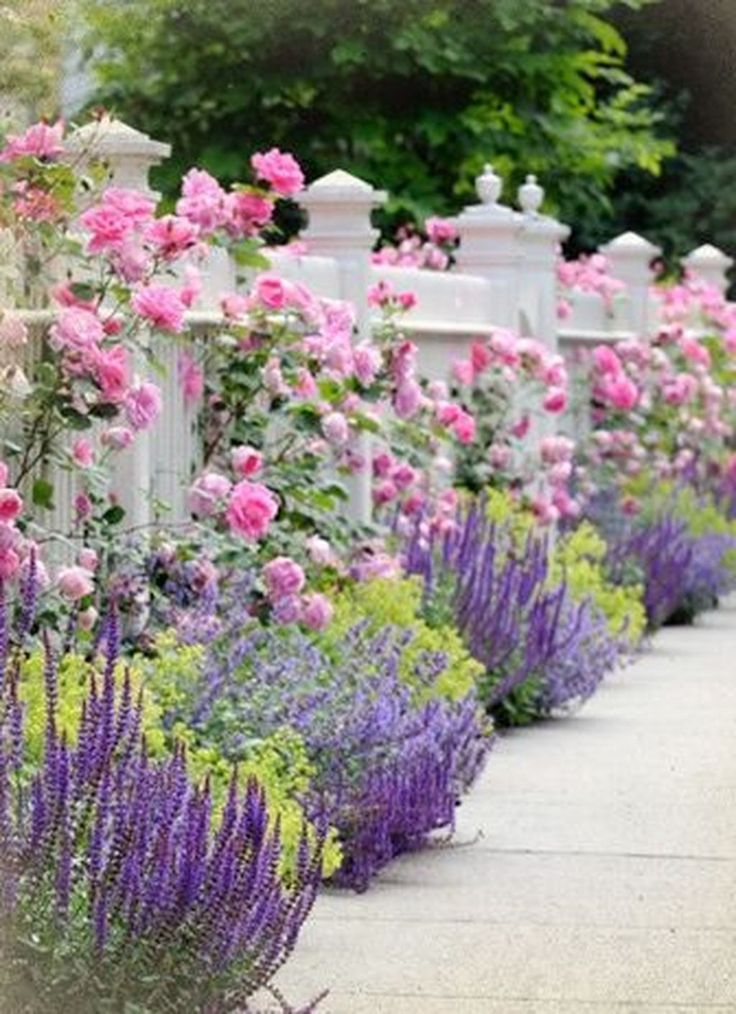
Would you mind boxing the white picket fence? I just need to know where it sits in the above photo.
[2,117,734,539]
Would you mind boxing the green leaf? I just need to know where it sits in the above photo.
[102,504,126,526]
[32,478,55,510]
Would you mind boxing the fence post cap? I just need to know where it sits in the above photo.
[302,169,386,205]
[65,115,171,161]
[683,243,733,269]
[600,231,661,259]
[518,173,544,215]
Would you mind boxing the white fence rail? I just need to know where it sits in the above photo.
[2,117,733,536]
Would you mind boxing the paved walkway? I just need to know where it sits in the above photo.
[275,600,736,1013]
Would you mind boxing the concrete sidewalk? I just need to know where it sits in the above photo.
[275,600,736,1013]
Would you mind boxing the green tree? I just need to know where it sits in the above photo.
[80,0,673,230]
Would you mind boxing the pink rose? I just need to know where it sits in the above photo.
[604,375,639,411]
[50,308,104,352]
[226,480,278,541]
[543,388,568,414]
[0,119,64,162]
[0,488,23,523]
[263,556,306,602]
[176,169,228,233]
[78,548,99,572]
[373,479,398,506]
[79,205,132,255]
[251,148,305,197]
[394,379,422,419]
[321,411,349,446]
[453,410,476,444]
[592,345,622,376]
[72,437,95,468]
[452,360,475,386]
[132,285,186,333]
[179,350,204,405]
[226,191,273,237]
[372,452,395,478]
[101,426,134,451]
[300,592,334,631]
[425,216,458,245]
[188,472,232,517]
[470,341,492,374]
[102,188,156,223]
[125,382,162,431]
[145,214,199,258]
[231,445,263,478]
[57,565,94,601]
[306,535,336,567]
[252,274,290,311]
[353,342,381,386]
[0,524,20,580]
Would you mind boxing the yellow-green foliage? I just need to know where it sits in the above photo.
[551,522,646,644]
[324,577,483,703]
[484,487,536,544]
[660,483,736,577]
[18,641,342,877]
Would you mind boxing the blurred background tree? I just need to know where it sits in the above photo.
[0,0,66,123]
[76,0,673,239]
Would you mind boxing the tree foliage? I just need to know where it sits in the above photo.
[80,0,673,228]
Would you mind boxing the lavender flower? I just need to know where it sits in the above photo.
[0,590,324,1011]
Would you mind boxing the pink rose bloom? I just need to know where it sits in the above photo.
[132,285,186,333]
[452,359,475,386]
[0,524,20,580]
[176,169,228,233]
[145,214,199,258]
[113,238,152,283]
[402,490,425,516]
[226,191,273,237]
[294,368,318,399]
[0,488,23,523]
[353,342,381,386]
[489,444,511,469]
[306,535,336,567]
[221,293,250,319]
[511,414,531,440]
[231,445,263,478]
[592,345,622,376]
[125,382,163,431]
[102,188,156,223]
[263,556,306,602]
[180,265,202,309]
[604,375,639,411]
[394,379,423,419]
[679,336,711,368]
[531,496,559,526]
[425,216,458,245]
[0,120,64,162]
[72,437,95,468]
[398,290,417,310]
[301,592,334,631]
[427,379,449,401]
[79,205,132,254]
[436,401,461,426]
[101,426,135,451]
[50,307,104,352]
[251,148,305,197]
[321,411,349,446]
[226,480,278,541]
[252,274,291,311]
[188,472,232,517]
[373,479,398,506]
[78,606,98,632]
[453,410,476,444]
[78,548,98,572]
[391,462,418,490]
[57,565,94,601]
[373,452,396,479]
[470,341,492,374]
[543,388,568,413]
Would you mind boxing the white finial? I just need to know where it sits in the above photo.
[476,163,502,205]
[518,173,544,215]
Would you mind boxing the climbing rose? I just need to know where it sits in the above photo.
[0,489,23,523]
[231,445,263,478]
[262,556,306,602]
[0,120,64,162]
[125,382,163,431]
[543,388,568,413]
[50,307,104,352]
[101,426,134,451]
[72,437,94,468]
[252,274,290,311]
[321,411,349,446]
[188,472,232,517]
[251,148,304,197]
[132,285,186,333]
[301,592,334,631]
[57,565,94,601]
[226,480,278,541]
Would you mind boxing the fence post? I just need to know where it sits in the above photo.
[454,164,523,328]
[682,244,733,294]
[517,174,569,352]
[300,169,387,525]
[598,231,660,338]
[65,117,171,531]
